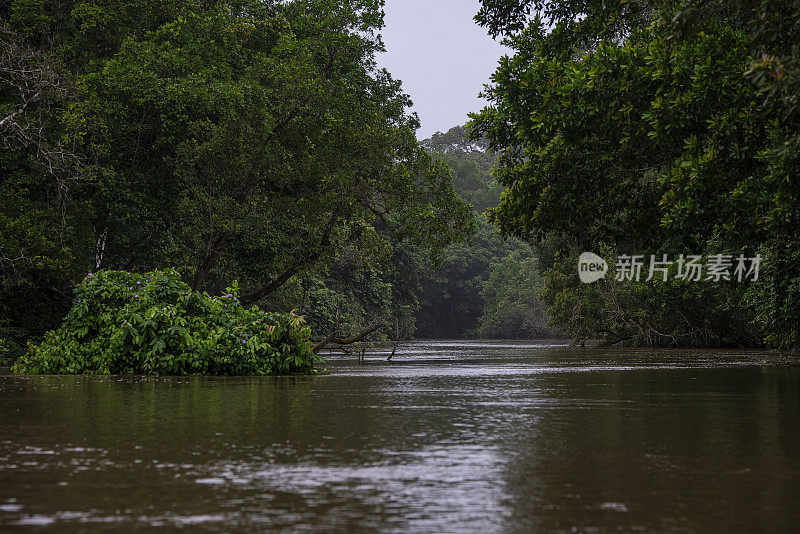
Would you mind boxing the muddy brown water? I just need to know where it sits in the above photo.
[1,341,799,532]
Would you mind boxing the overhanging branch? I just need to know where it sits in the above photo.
[313,322,384,353]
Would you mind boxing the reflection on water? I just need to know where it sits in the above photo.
[1,341,799,532]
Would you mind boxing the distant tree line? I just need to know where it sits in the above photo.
[415,125,556,339]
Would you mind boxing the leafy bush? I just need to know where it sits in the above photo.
[12,270,323,375]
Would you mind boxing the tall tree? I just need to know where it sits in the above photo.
[471,0,800,348]
[0,0,472,346]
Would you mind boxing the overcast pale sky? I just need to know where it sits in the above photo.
[377,0,509,140]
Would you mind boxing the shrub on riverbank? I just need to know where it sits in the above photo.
[12,270,322,375]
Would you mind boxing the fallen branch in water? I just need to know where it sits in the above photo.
[313,322,384,353]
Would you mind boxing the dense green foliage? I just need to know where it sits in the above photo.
[12,269,319,375]
[264,124,557,342]
[256,124,556,342]
[471,0,800,349]
[1,0,472,363]
[10,0,793,356]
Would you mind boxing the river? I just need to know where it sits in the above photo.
[1,340,799,532]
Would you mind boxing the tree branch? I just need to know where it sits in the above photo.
[313,322,384,353]
[240,207,340,306]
